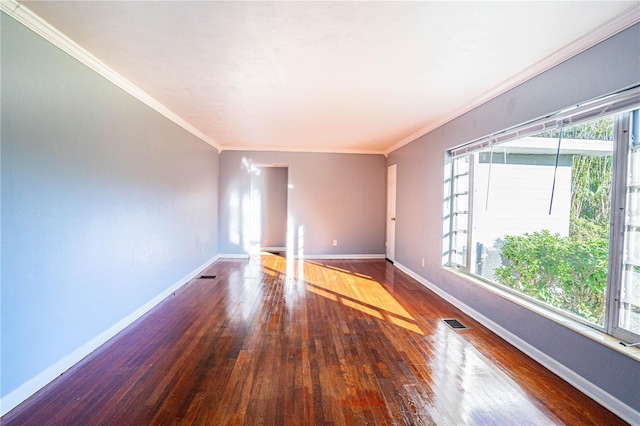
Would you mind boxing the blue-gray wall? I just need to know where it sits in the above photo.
[219,151,386,256]
[387,23,640,412]
[1,13,219,399]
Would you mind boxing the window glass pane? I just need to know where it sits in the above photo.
[470,116,614,326]
[619,111,640,335]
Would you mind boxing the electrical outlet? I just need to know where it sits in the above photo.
[333,240,338,246]
[422,258,425,267]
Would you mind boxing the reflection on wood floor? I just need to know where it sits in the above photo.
[2,255,626,425]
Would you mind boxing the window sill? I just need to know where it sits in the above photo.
[443,266,640,362]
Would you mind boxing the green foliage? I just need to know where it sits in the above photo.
[569,217,609,241]
[570,155,612,224]
[494,230,608,324]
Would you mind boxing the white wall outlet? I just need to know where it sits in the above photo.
[422,258,425,267]
[333,240,338,246]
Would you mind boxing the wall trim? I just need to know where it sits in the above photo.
[260,246,287,252]
[217,254,251,259]
[221,145,385,155]
[0,0,221,152]
[301,254,386,260]
[393,261,640,425]
[384,5,640,156]
[216,253,385,260]
[0,254,220,417]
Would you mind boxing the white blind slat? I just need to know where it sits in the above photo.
[450,85,640,158]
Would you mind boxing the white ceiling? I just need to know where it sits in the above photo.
[15,1,640,154]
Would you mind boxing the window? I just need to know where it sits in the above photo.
[614,109,640,341]
[447,87,640,342]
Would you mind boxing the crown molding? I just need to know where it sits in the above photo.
[220,145,385,155]
[384,4,640,156]
[0,0,222,152]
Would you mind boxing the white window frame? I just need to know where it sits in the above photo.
[447,85,640,342]
[608,110,639,342]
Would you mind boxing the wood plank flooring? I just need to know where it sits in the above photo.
[2,255,626,425]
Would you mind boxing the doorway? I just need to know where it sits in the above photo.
[250,165,289,254]
[386,164,397,262]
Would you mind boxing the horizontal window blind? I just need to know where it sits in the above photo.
[450,85,640,158]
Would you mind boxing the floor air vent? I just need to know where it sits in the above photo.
[199,275,218,279]
[442,318,469,330]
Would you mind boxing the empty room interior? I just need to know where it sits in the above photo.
[2,1,640,424]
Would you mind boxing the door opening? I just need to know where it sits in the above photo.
[250,165,288,255]
[386,164,397,262]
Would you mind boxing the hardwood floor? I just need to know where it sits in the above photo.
[2,255,626,425]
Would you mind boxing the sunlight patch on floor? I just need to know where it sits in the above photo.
[260,254,424,335]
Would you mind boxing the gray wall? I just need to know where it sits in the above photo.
[1,13,219,399]
[219,151,386,256]
[387,24,640,411]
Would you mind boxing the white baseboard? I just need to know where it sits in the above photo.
[299,254,386,260]
[217,253,250,259]
[217,253,385,260]
[260,246,286,252]
[0,254,220,417]
[393,262,640,425]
